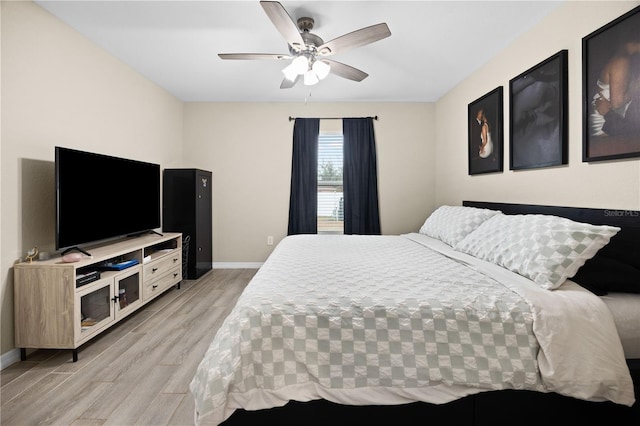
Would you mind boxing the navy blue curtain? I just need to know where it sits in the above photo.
[343,117,381,235]
[287,118,319,235]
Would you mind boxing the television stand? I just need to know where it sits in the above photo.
[14,232,183,362]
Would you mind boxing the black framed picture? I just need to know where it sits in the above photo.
[467,86,503,175]
[509,50,568,170]
[582,6,640,162]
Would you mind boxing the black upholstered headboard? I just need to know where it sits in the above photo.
[463,201,640,295]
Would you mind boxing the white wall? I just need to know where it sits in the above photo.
[435,1,640,210]
[183,102,435,263]
[1,1,184,358]
[0,1,435,362]
[4,0,639,364]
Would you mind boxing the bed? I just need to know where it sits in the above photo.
[190,201,640,425]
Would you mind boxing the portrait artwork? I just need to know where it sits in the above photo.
[509,50,568,170]
[583,6,640,162]
[468,86,503,175]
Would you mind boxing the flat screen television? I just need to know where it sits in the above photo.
[55,146,161,252]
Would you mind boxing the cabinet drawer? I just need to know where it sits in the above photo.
[143,265,181,301]
[143,249,181,283]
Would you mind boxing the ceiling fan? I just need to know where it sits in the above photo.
[218,1,391,89]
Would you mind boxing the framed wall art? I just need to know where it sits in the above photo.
[468,86,503,175]
[509,50,568,170]
[583,5,640,162]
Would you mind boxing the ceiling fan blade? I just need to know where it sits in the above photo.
[280,75,300,89]
[260,1,305,52]
[317,23,391,56]
[218,53,290,60]
[324,59,368,82]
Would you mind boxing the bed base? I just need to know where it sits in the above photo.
[221,201,640,425]
[223,387,640,425]
[224,360,639,425]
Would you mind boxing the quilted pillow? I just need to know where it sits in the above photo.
[453,214,620,290]
[419,205,501,246]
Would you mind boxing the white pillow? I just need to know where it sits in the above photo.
[419,205,501,246]
[453,214,620,290]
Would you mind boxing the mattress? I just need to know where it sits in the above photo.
[600,292,640,359]
[190,234,635,425]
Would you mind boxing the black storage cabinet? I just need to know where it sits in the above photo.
[162,169,212,279]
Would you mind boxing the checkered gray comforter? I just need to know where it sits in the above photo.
[190,234,546,425]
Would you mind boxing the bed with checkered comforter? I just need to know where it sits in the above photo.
[190,233,634,425]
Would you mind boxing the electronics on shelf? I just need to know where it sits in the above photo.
[75,270,101,287]
[95,259,139,271]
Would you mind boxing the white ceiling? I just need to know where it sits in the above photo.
[35,0,563,102]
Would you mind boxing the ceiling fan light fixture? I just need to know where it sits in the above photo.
[312,60,330,80]
[282,63,299,81]
[290,56,309,75]
[303,69,319,86]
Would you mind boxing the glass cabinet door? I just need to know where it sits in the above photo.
[76,278,114,342]
[114,266,142,319]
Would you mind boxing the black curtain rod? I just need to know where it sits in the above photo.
[288,116,378,122]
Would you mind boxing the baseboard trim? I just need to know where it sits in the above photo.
[213,262,263,269]
[1,348,21,370]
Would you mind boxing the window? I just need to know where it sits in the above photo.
[317,133,343,234]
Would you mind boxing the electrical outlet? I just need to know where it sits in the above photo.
[267,236,274,246]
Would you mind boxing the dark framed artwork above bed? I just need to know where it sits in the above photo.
[582,5,640,162]
[467,86,503,175]
[509,50,568,170]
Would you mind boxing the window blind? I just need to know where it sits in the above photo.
[317,134,343,233]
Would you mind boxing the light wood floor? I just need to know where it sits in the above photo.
[1,268,256,426]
